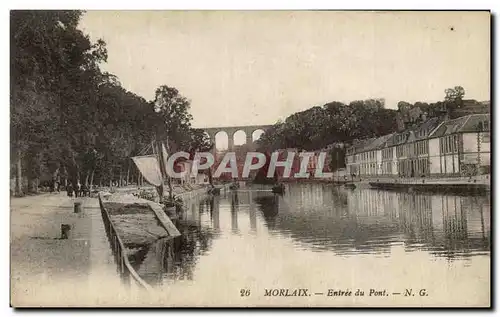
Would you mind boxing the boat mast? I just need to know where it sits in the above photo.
[154,139,167,201]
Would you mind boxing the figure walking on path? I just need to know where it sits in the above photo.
[66,183,74,197]
[75,182,81,197]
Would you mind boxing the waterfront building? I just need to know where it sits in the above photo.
[345,138,376,176]
[345,114,491,178]
[429,113,490,176]
[393,116,442,177]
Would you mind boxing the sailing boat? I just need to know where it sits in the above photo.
[131,140,178,218]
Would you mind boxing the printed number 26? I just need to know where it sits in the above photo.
[240,289,251,297]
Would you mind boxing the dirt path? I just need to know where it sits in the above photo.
[10,193,132,307]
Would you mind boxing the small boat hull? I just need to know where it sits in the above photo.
[344,183,356,190]
[272,184,285,194]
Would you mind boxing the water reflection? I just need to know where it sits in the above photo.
[281,185,490,258]
[254,195,279,230]
[230,192,239,234]
[131,184,490,288]
[129,203,219,285]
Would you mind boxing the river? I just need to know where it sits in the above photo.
[131,183,490,307]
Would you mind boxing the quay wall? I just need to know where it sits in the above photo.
[368,181,489,195]
[176,186,209,201]
[173,183,232,208]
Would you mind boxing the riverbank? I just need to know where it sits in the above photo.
[368,180,489,194]
[360,175,490,194]
[280,174,490,186]
[10,183,214,306]
[95,183,223,290]
[10,193,132,306]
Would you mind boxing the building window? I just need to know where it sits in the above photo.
[442,135,458,154]
[382,147,393,160]
[482,132,490,143]
[479,120,490,131]
[440,135,458,154]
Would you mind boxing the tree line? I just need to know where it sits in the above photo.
[11,10,210,196]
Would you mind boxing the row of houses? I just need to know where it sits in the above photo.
[345,114,491,178]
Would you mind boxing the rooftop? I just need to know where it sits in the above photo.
[347,114,490,155]
[430,114,490,138]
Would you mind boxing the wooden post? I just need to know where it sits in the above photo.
[74,202,82,214]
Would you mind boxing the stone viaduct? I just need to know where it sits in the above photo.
[201,124,273,152]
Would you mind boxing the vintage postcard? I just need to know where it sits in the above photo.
[10,10,491,307]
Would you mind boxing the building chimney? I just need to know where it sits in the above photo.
[421,112,427,122]
[443,109,450,122]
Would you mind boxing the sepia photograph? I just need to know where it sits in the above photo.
[9,10,491,307]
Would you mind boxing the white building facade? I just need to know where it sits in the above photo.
[345,114,490,178]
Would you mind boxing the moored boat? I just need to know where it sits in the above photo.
[344,183,356,190]
[272,184,285,194]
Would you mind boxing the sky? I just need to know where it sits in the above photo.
[79,11,490,148]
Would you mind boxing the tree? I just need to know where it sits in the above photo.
[187,128,213,154]
[11,10,158,195]
[153,85,193,198]
[256,98,398,153]
[11,10,108,194]
[328,147,346,172]
[445,86,465,102]
[444,86,466,112]
[186,128,214,185]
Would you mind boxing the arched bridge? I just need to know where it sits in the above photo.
[200,124,273,151]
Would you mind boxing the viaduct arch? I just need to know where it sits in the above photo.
[201,124,273,152]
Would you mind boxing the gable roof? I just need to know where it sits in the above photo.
[413,117,442,140]
[430,114,490,138]
[363,133,395,152]
[346,114,489,155]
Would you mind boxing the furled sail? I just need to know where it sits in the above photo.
[131,155,163,187]
[161,142,169,174]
